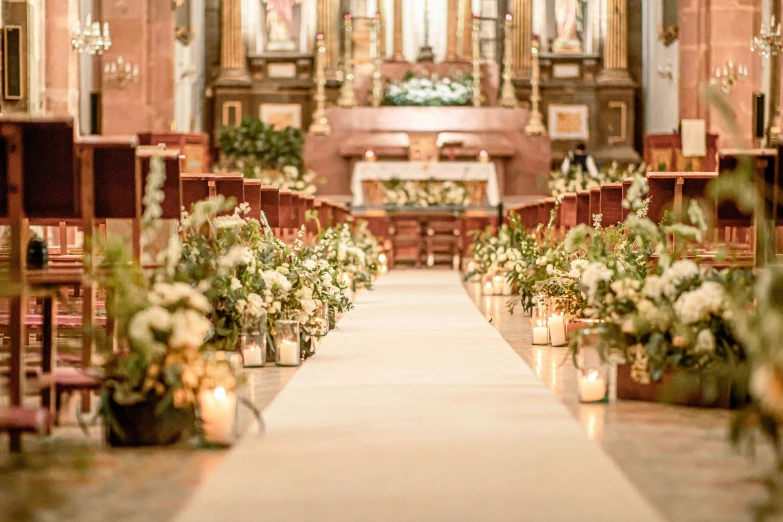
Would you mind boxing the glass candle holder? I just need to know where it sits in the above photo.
[481,273,495,296]
[199,385,237,445]
[491,271,505,295]
[275,320,301,367]
[532,317,549,345]
[241,311,267,368]
[578,366,610,404]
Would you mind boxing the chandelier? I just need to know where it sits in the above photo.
[710,61,748,94]
[751,15,782,58]
[104,56,139,88]
[71,14,111,55]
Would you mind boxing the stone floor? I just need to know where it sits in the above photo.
[0,279,779,522]
[467,282,780,522]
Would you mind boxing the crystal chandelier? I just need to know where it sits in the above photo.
[71,14,111,55]
[104,56,139,88]
[751,15,782,58]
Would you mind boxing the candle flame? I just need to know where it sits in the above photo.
[214,386,227,400]
[587,371,599,382]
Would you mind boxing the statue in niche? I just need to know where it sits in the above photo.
[265,0,299,51]
[553,0,584,53]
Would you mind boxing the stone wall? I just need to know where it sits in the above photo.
[679,0,765,144]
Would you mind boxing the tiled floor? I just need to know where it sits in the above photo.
[0,281,779,522]
[467,282,780,522]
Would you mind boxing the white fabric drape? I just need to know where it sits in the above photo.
[402,0,447,62]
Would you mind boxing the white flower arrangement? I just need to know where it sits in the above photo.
[384,73,473,107]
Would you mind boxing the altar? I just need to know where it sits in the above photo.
[351,161,500,207]
[304,106,551,200]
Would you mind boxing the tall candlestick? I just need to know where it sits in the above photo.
[499,13,518,108]
[524,37,547,136]
[471,12,482,107]
[337,14,357,108]
[309,33,332,135]
[370,13,383,107]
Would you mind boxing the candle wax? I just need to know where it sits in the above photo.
[548,315,566,346]
[278,339,300,367]
[579,371,607,403]
[243,343,264,367]
[200,386,237,445]
[532,326,548,345]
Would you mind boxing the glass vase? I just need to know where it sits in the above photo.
[241,311,267,368]
[578,365,610,404]
[274,320,301,367]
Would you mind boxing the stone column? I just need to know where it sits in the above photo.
[318,0,339,69]
[599,0,631,82]
[768,0,782,144]
[445,0,458,61]
[218,0,250,83]
[461,0,472,59]
[45,0,80,120]
[511,0,532,77]
[392,0,404,60]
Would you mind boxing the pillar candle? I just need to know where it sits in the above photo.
[243,342,264,368]
[277,339,300,366]
[548,314,566,346]
[492,274,504,295]
[579,370,607,403]
[532,321,548,345]
[199,386,237,445]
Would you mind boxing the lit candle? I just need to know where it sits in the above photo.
[502,277,513,296]
[548,314,566,346]
[242,341,264,368]
[199,386,237,445]
[505,13,512,24]
[364,149,376,162]
[579,370,607,403]
[532,320,548,345]
[478,149,489,163]
[277,339,300,367]
[483,278,494,295]
[492,273,504,295]
[378,253,388,266]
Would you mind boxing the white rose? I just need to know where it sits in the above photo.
[230,277,242,291]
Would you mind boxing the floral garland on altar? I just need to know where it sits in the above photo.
[383,72,473,107]
[381,179,470,207]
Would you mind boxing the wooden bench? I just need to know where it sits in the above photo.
[576,190,591,225]
[600,183,624,226]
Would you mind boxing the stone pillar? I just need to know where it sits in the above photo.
[461,0,472,59]
[445,0,458,61]
[218,0,250,83]
[318,0,339,69]
[45,0,80,120]
[511,0,532,76]
[392,0,404,61]
[768,0,782,143]
[599,0,631,83]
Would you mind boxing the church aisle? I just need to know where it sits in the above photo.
[175,270,664,522]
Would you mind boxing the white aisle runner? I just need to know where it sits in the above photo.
[175,271,663,522]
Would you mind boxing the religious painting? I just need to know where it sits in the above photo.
[548,104,589,140]
[552,0,587,53]
[264,0,301,52]
[260,103,302,129]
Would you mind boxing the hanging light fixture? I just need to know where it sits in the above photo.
[104,56,139,88]
[71,14,112,55]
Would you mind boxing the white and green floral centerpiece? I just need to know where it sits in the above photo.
[382,179,470,207]
[383,72,473,107]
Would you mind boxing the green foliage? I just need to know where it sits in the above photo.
[217,118,304,176]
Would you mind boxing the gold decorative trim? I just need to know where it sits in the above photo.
[658,24,679,46]
[608,101,627,145]
[222,101,242,126]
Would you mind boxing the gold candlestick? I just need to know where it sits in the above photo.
[471,12,482,107]
[370,12,383,107]
[337,13,358,108]
[499,13,518,108]
[524,38,546,135]
[310,34,331,135]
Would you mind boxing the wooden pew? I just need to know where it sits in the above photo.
[645,133,719,172]
[646,172,717,224]
[576,190,591,225]
[259,185,280,232]
[138,132,211,173]
[600,183,624,226]
[243,179,262,221]
[560,193,577,230]
[589,187,601,222]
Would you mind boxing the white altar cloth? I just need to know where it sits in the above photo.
[175,271,664,522]
[351,161,500,206]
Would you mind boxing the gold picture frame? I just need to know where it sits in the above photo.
[259,103,302,130]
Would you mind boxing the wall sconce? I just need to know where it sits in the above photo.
[656,61,674,81]
[71,14,111,55]
[751,15,782,59]
[711,61,747,94]
[104,56,139,88]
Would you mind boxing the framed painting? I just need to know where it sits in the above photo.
[259,103,302,130]
[548,104,589,140]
